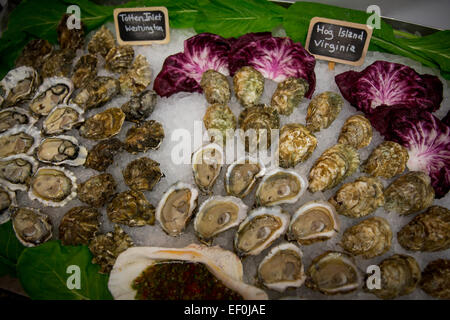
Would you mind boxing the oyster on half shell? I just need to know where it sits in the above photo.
[278,123,317,168]
[29,77,73,117]
[59,206,100,246]
[0,66,40,108]
[0,154,39,191]
[107,190,155,227]
[224,156,265,198]
[36,135,87,166]
[11,207,52,247]
[79,107,125,140]
[192,143,223,194]
[0,107,37,133]
[0,126,41,158]
[0,186,16,225]
[42,104,85,136]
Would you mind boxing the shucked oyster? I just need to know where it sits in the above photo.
[384,171,434,215]
[278,123,317,168]
[255,168,308,206]
[233,66,264,108]
[0,66,40,108]
[0,186,16,225]
[287,200,339,245]
[80,107,125,140]
[84,138,123,171]
[105,45,134,74]
[57,13,85,50]
[0,154,39,191]
[398,206,450,252]
[420,259,450,300]
[200,70,231,105]
[340,217,392,259]
[59,206,100,246]
[40,49,75,78]
[72,76,120,110]
[11,207,52,247]
[88,26,116,57]
[121,90,156,123]
[258,243,306,292]
[225,156,266,198]
[156,182,199,236]
[192,143,223,194]
[308,144,360,193]
[329,176,384,218]
[119,54,152,94]
[42,104,85,135]
[124,120,164,154]
[203,103,236,145]
[36,135,87,166]
[366,254,421,300]
[71,54,98,89]
[123,157,163,192]
[15,39,53,72]
[234,206,289,257]
[0,108,37,133]
[107,190,155,227]
[271,77,309,116]
[194,196,247,244]
[78,173,117,208]
[29,77,73,117]
[305,251,361,295]
[338,115,372,149]
[0,126,40,158]
[363,141,409,179]
[306,92,343,132]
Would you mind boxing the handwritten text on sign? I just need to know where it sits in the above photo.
[305,17,372,66]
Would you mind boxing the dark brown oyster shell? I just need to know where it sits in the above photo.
[15,39,53,72]
[105,45,134,74]
[88,26,116,57]
[71,54,98,89]
[84,138,123,171]
[123,157,163,192]
[107,190,155,227]
[57,13,85,50]
[420,259,450,300]
[121,90,157,123]
[41,49,76,78]
[79,107,125,140]
[73,76,120,110]
[124,120,164,154]
[78,173,117,208]
[59,206,100,245]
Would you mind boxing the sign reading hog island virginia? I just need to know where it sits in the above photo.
[113,7,170,45]
[305,17,373,66]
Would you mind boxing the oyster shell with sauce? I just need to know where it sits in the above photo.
[59,206,100,246]
[88,26,116,57]
[72,76,120,111]
[0,154,39,191]
[11,207,52,247]
[36,135,87,166]
[271,77,309,116]
[0,125,41,158]
[78,173,117,208]
[203,103,236,145]
[79,107,125,140]
[0,107,37,133]
[278,123,317,168]
[72,54,98,89]
[420,259,450,300]
[84,138,123,171]
[306,91,343,132]
[201,70,231,105]
[123,157,163,192]
[124,120,164,154]
[224,156,266,198]
[105,45,134,74]
[191,143,223,194]
[363,141,409,179]
[0,186,16,225]
[338,115,372,149]
[0,66,40,108]
[29,77,73,117]
[121,90,156,123]
[233,66,264,108]
[119,54,152,94]
[107,190,155,227]
[42,104,85,136]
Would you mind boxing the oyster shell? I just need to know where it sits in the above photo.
[203,103,236,145]
[338,115,372,149]
[384,171,435,215]
[191,143,223,194]
[257,243,305,292]
[41,49,75,78]
[59,206,100,246]
[340,217,392,259]
[107,190,155,227]
[28,166,77,207]
[84,138,123,171]
[36,135,87,166]
[121,90,156,123]
[89,225,134,274]
[255,168,308,206]
[363,141,409,179]
[0,154,39,191]
[124,120,164,154]
[11,207,52,247]
[0,66,40,108]
[308,143,360,193]
[366,254,421,300]
[29,77,73,117]
[79,107,125,140]
[57,13,85,50]
[15,39,53,72]
[234,206,289,257]
[0,125,41,158]
[108,244,268,300]
[305,251,361,295]
[0,107,37,133]
[287,200,339,245]
[271,77,309,116]
[278,123,317,168]
[233,66,264,107]
[71,54,98,89]
[88,26,116,57]
[78,173,117,208]
[72,76,120,110]
[123,157,163,192]
[224,156,266,198]
[155,182,199,236]
[238,105,280,152]
[329,176,384,218]
[0,186,16,225]
[200,70,231,105]
[397,206,450,252]
[420,259,450,300]
[105,45,134,74]
[119,54,152,94]
[306,91,343,132]
[194,195,247,244]
[42,104,85,135]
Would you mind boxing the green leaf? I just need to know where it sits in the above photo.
[194,0,286,38]
[17,241,113,300]
[0,221,26,277]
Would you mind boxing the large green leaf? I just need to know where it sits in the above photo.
[0,221,26,277]
[17,241,113,300]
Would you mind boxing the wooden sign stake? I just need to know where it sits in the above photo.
[328,61,335,71]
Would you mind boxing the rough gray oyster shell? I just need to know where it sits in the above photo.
[71,54,98,89]
[0,66,40,108]
[57,13,85,50]
[119,54,152,94]
[121,90,156,123]
[107,190,155,227]
[84,138,123,171]
[306,91,343,132]
[0,125,41,158]
[59,206,100,246]
[124,120,164,154]
[363,141,409,179]
[0,107,37,133]
[122,157,163,192]
[105,45,134,74]
[42,104,85,136]
[203,103,236,145]
[11,207,52,247]
[338,115,372,149]
[88,26,116,57]
[271,77,308,116]
[233,66,264,107]
[79,107,125,140]
[420,259,450,300]
[0,186,16,225]
[15,39,53,72]
[78,173,117,208]
[0,154,39,191]
[278,123,317,168]
[72,76,120,111]
[36,135,87,166]
[200,70,231,105]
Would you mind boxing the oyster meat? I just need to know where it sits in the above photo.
[0,186,16,225]
[79,107,125,140]
[271,77,309,116]
[42,104,85,136]
[305,251,361,295]
[121,90,156,123]
[397,206,450,252]
[363,141,409,179]
[28,166,77,207]
[0,154,38,191]
[257,243,306,292]
[0,66,40,108]
[29,77,73,117]
[84,138,123,171]
[124,120,164,154]
[71,54,98,89]
[255,168,308,206]
[41,49,75,78]
[306,91,343,132]
[0,126,40,158]
[89,225,134,274]
[384,171,435,215]
[105,45,134,74]
[119,54,152,94]
[224,156,265,198]
[340,217,392,259]
[78,173,117,208]
[107,190,155,227]
[200,70,231,105]
[123,157,163,192]
[155,182,199,236]
[338,115,372,149]
[308,143,360,193]
[59,206,100,246]
[233,66,264,107]
[420,259,450,300]
[194,196,247,244]
[287,200,339,245]
[329,176,384,218]
[72,76,120,110]
[57,13,85,50]
[203,103,236,145]
[0,108,37,133]
[234,206,289,256]
[88,26,116,57]
[15,39,53,72]
[36,135,87,166]
[278,123,317,168]
[11,207,52,247]
[191,143,223,194]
